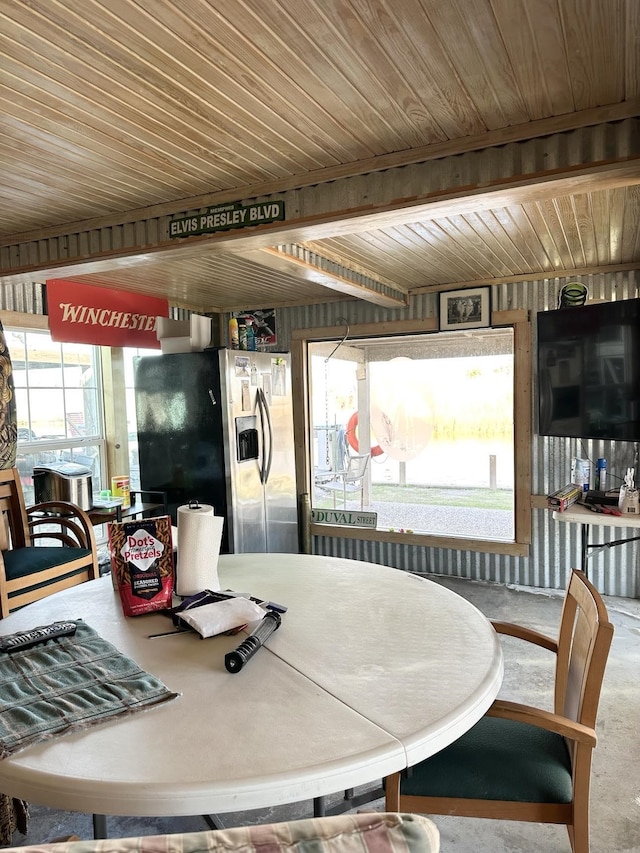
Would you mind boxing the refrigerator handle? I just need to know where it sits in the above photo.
[256,388,267,484]
[257,387,274,485]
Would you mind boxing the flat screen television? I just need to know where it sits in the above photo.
[537,298,640,441]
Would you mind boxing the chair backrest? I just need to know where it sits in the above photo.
[345,453,369,482]
[0,467,99,618]
[554,569,614,730]
[0,468,31,552]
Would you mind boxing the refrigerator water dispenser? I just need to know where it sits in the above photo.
[236,416,259,461]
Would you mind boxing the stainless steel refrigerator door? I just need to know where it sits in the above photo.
[258,353,298,552]
[220,349,268,552]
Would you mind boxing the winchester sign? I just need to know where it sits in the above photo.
[169,200,285,238]
[46,280,169,348]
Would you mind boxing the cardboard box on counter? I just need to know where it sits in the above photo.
[547,483,583,511]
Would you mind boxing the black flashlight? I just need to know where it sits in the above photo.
[224,610,282,673]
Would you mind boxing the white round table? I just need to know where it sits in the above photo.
[0,554,503,819]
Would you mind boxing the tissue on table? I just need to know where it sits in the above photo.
[176,597,266,638]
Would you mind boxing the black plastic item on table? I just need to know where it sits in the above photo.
[224,610,282,673]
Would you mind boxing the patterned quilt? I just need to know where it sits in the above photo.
[6,812,440,853]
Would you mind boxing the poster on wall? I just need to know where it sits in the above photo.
[46,280,169,349]
[232,308,277,347]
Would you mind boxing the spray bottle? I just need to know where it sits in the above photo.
[228,317,239,349]
[245,320,256,351]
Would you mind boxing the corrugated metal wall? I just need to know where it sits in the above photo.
[3,279,638,596]
[0,282,190,321]
[269,270,640,598]
[4,279,639,596]
[0,281,46,314]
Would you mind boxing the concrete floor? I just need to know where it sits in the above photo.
[5,573,640,852]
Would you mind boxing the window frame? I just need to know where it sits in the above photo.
[291,309,531,557]
[2,311,107,502]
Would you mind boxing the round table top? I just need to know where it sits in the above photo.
[0,553,503,817]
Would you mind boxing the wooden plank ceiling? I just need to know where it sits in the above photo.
[0,0,639,311]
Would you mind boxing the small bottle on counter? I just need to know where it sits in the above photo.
[228,317,239,349]
[595,458,607,491]
[238,322,247,350]
[245,320,256,351]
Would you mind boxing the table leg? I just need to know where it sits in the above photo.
[313,796,326,817]
[581,524,589,578]
[203,814,225,830]
[578,524,640,581]
[314,785,385,817]
[92,814,107,839]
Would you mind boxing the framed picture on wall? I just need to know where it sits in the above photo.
[439,287,491,331]
[232,308,277,346]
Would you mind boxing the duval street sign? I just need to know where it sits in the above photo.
[169,200,285,238]
[311,509,378,529]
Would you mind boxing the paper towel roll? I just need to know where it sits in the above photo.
[176,502,224,596]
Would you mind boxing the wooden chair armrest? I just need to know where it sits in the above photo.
[487,699,597,746]
[491,620,558,653]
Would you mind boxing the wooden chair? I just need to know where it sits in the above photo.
[385,569,614,853]
[0,467,99,618]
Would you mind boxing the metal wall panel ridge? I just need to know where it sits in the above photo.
[0,281,46,314]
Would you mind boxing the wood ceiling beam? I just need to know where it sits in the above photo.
[2,123,638,311]
[254,246,408,308]
[1,159,637,304]
[3,159,637,280]
[2,101,638,248]
[225,161,640,250]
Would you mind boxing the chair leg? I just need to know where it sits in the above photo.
[567,814,588,853]
[92,814,107,839]
[570,764,590,852]
[384,772,401,811]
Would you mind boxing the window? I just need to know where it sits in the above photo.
[7,329,105,504]
[297,312,531,555]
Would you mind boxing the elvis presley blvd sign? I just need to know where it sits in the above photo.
[169,201,285,238]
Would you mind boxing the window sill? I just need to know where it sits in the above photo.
[310,522,530,557]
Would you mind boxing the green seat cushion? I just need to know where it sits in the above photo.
[3,546,92,592]
[401,715,573,804]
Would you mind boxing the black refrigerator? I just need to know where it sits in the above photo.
[134,348,298,554]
